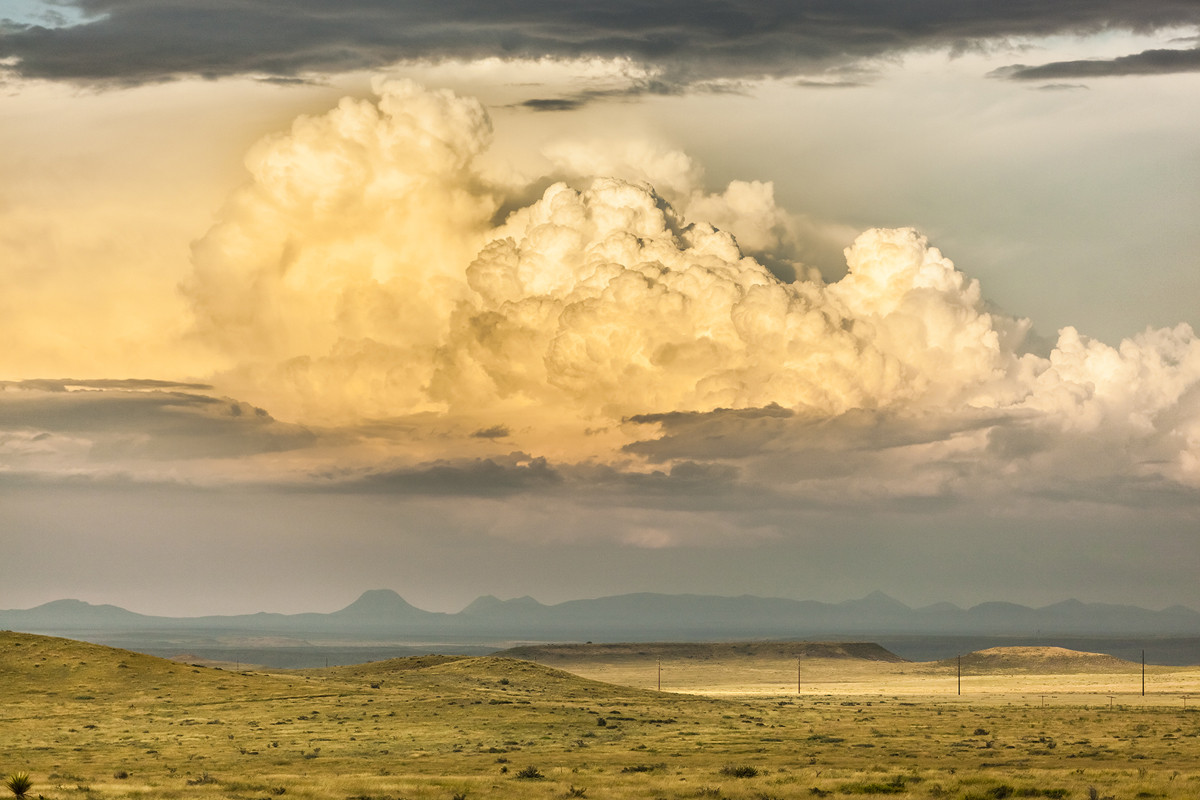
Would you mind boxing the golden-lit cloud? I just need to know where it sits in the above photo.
[172,81,1200,495]
[4,80,1200,507]
[2,70,1199,617]
[188,83,1018,428]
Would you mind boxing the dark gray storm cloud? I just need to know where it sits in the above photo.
[3,0,1198,86]
[996,45,1200,80]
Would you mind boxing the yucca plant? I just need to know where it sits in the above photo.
[4,772,32,798]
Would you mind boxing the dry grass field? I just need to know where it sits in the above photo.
[4,631,1200,800]
[502,643,1200,703]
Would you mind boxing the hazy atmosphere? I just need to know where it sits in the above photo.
[2,0,1199,616]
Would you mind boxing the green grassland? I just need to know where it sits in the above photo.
[3,631,1200,800]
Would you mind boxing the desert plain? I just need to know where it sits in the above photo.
[3,631,1200,800]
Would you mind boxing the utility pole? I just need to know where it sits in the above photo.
[1142,650,1145,697]
[798,656,802,695]
[657,658,661,692]
[957,655,961,696]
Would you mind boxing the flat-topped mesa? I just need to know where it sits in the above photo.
[498,640,908,663]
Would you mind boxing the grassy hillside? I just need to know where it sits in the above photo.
[3,632,1200,800]
[933,647,1140,674]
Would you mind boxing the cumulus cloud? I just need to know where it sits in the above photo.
[5,81,1197,515]
[2,0,1198,88]
[172,81,1200,510]
[187,80,500,423]
[542,139,857,282]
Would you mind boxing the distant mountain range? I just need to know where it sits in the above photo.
[3,590,1198,642]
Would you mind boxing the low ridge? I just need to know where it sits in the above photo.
[499,640,907,663]
[942,646,1140,673]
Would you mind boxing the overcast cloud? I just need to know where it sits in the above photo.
[3,0,1200,87]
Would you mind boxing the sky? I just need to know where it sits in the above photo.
[1,0,1199,617]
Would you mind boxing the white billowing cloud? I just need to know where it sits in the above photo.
[543,137,854,281]
[177,81,1200,501]
[543,139,703,204]
[187,79,500,422]
[445,186,1025,423]
[1007,323,1200,490]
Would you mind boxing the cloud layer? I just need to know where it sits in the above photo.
[3,0,1198,87]
[1,77,1198,619]
[176,82,1200,508]
[3,81,1199,528]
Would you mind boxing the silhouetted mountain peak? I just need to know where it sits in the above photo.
[462,595,502,613]
[461,595,547,616]
[38,599,88,610]
[970,600,1032,613]
[32,599,141,618]
[1042,598,1087,611]
[916,601,962,614]
[335,589,421,617]
[843,591,910,612]
[39,599,111,611]
[2,590,1197,640]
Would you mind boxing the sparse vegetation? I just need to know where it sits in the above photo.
[838,776,909,794]
[1,632,1199,800]
[720,764,760,778]
[621,763,665,773]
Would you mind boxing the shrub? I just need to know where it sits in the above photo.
[186,772,217,786]
[720,765,760,778]
[839,777,907,794]
[515,766,543,779]
[5,772,32,798]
